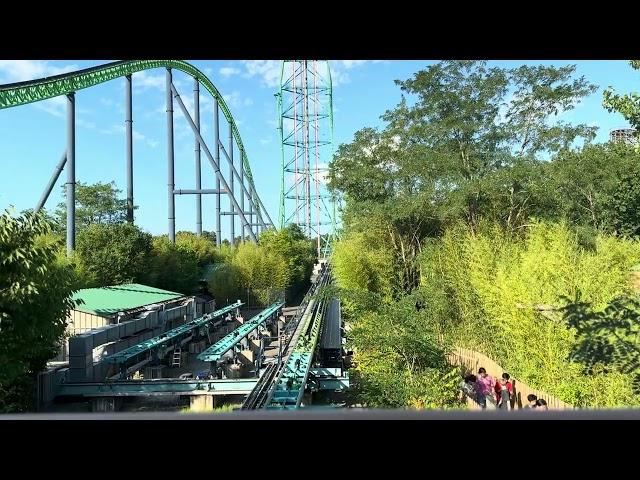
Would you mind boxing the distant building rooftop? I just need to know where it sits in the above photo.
[72,283,184,316]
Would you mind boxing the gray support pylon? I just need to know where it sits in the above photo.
[214,98,221,247]
[240,148,245,242]
[166,68,175,243]
[252,188,261,236]
[66,93,75,256]
[170,84,258,243]
[229,122,235,246]
[218,141,267,230]
[194,78,202,236]
[36,151,66,212]
[125,74,134,223]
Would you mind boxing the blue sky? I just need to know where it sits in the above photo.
[0,60,638,238]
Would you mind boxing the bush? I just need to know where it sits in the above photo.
[147,236,200,295]
[75,223,153,287]
[0,210,77,412]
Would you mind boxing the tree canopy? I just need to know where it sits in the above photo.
[0,210,77,412]
[55,181,129,232]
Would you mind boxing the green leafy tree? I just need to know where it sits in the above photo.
[75,223,153,287]
[147,236,200,294]
[175,231,220,266]
[233,242,288,305]
[208,262,243,306]
[603,60,640,142]
[562,293,640,392]
[200,230,217,244]
[0,210,77,412]
[506,65,597,155]
[259,224,315,299]
[329,61,597,297]
[56,181,129,233]
[347,293,460,409]
[600,171,640,237]
[550,142,640,230]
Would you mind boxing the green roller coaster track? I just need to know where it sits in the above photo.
[0,60,262,208]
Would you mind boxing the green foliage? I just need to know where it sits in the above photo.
[175,231,220,266]
[332,230,395,313]
[233,242,288,305]
[56,181,129,233]
[206,227,314,307]
[75,223,153,287]
[603,60,640,141]
[420,221,640,407]
[0,210,77,412]
[146,236,200,295]
[208,261,243,305]
[600,171,640,237]
[549,142,640,230]
[327,61,640,409]
[346,294,461,409]
[562,294,640,393]
[260,224,316,299]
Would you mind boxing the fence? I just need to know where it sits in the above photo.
[447,346,574,410]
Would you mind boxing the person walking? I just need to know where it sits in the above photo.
[475,367,495,409]
[458,374,477,404]
[495,373,513,410]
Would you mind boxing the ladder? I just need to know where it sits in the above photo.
[172,347,182,367]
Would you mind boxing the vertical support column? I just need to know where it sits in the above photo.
[166,68,175,243]
[194,78,202,236]
[125,74,134,224]
[214,98,221,247]
[248,183,254,242]
[229,122,235,246]
[303,62,311,237]
[66,93,76,256]
[240,148,245,243]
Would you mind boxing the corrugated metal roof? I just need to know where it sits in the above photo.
[72,283,184,316]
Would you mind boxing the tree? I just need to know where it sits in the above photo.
[175,231,219,266]
[200,230,217,244]
[603,60,640,142]
[600,171,640,238]
[75,223,153,287]
[232,242,288,306]
[56,181,129,233]
[550,142,640,231]
[147,236,200,294]
[381,61,596,227]
[506,65,597,156]
[562,293,640,392]
[259,224,316,298]
[328,61,598,296]
[346,292,460,408]
[0,209,77,412]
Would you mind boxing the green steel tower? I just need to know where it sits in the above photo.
[277,60,336,258]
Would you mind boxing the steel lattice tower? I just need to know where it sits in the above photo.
[277,60,336,258]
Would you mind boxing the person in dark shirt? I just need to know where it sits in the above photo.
[458,374,477,404]
[536,398,548,410]
[525,394,538,409]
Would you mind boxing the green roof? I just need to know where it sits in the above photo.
[72,283,184,316]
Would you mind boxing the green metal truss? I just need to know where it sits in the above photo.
[0,60,261,210]
[277,60,336,249]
